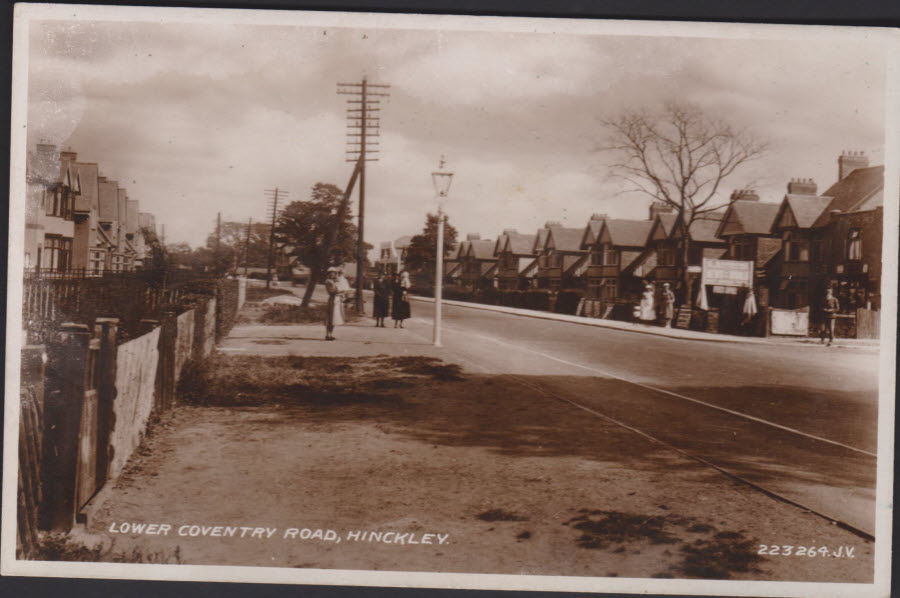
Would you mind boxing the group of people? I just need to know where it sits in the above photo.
[324,268,412,340]
[372,271,411,328]
[636,282,677,327]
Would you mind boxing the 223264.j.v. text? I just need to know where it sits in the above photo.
[757,544,856,558]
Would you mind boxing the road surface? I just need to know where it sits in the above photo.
[403,297,881,537]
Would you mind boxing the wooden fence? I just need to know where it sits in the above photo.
[15,277,241,558]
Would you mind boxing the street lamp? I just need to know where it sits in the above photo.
[431,156,454,347]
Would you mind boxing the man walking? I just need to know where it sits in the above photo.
[821,286,840,346]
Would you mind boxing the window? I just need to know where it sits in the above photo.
[602,279,618,300]
[602,245,619,266]
[44,186,71,219]
[812,239,825,263]
[659,247,676,267]
[730,237,754,261]
[42,235,72,271]
[89,250,105,274]
[785,235,809,262]
[848,229,862,261]
[587,278,601,299]
[591,250,602,266]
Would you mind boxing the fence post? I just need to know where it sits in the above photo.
[93,318,118,485]
[41,323,90,532]
[155,310,177,412]
[18,345,46,556]
[193,297,209,362]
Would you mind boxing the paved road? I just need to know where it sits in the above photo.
[403,297,881,537]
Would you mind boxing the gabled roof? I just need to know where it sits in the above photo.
[532,228,550,254]
[716,201,780,238]
[580,219,605,249]
[671,213,726,243]
[393,235,413,249]
[772,195,833,231]
[812,165,884,227]
[480,262,497,278]
[455,240,471,260]
[467,239,497,261]
[505,231,536,255]
[646,213,678,244]
[545,226,584,253]
[599,219,653,248]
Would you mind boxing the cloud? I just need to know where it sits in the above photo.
[22,18,888,251]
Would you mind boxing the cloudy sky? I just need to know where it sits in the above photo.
[24,11,888,252]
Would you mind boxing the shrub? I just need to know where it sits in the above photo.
[555,289,585,315]
[522,290,552,311]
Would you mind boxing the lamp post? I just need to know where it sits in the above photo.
[431,156,453,347]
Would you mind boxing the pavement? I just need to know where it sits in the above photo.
[409,294,881,352]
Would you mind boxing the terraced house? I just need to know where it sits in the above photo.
[771,151,884,324]
[534,222,587,291]
[25,144,156,275]
[456,234,496,289]
[581,214,653,303]
[492,229,537,290]
[715,190,782,310]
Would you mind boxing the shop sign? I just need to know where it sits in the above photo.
[770,308,809,336]
[702,258,753,288]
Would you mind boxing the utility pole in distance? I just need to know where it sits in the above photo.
[265,188,288,289]
[338,76,390,314]
[244,217,252,277]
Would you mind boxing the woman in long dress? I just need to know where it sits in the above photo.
[324,267,344,340]
[372,272,391,327]
[391,271,411,328]
[639,284,656,324]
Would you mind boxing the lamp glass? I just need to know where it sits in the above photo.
[431,171,454,197]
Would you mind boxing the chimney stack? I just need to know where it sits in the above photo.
[544,221,561,228]
[838,150,869,180]
[590,213,607,221]
[787,177,817,196]
[466,233,481,241]
[730,188,760,202]
[648,201,673,221]
[59,147,77,163]
[503,228,518,234]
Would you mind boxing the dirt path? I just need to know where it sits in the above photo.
[81,348,873,582]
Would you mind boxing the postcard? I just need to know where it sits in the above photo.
[3,4,897,597]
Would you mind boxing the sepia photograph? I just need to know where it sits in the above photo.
[2,4,898,597]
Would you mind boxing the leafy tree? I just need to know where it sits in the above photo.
[274,182,361,306]
[140,226,169,281]
[602,102,767,303]
[404,213,459,283]
[204,221,271,272]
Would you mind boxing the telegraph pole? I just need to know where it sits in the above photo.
[215,212,222,275]
[338,77,390,314]
[244,217,252,277]
[265,188,288,289]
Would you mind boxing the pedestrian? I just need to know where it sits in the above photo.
[324,267,344,341]
[821,286,840,346]
[639,284,656,324]
[661,282,676,328]
[392,271,411,328]
[373,272,391,327]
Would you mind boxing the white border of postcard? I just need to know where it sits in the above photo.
[4,4,898,597]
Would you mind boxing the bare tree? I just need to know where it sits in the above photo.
[602,102,768,303]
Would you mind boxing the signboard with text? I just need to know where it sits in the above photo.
[701,258,754,288]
